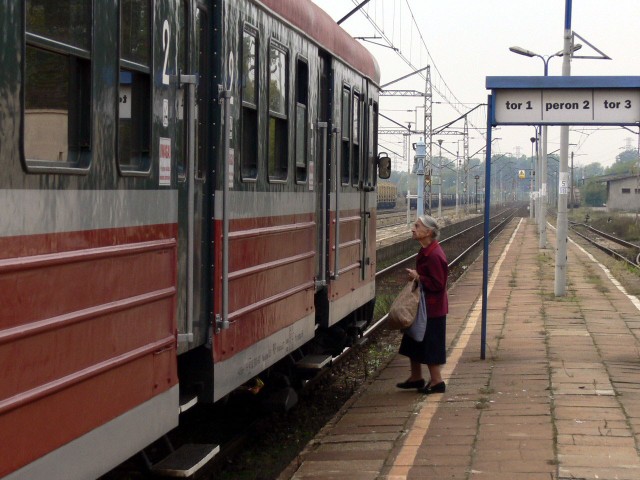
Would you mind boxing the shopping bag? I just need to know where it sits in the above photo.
[404,284,427,342]
[387,280,420,330]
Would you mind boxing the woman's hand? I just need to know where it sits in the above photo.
[406,268,419,281]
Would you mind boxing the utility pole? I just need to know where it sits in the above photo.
[530,137,536,218]
[463,116,470,213]
[541,124,548,247]
[474,175,480,212]
[570,151,574,213]
[555,0,573,296]
[415,138,426,218]
[424,66,433,215]
[455,144,460,216]
[437,139,443,218]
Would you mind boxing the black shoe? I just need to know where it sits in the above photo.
[396,379,426,389]
[419,381,445,394]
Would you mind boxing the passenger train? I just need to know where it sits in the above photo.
[0,0,390,478]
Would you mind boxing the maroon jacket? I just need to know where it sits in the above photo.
[416,240,448,318]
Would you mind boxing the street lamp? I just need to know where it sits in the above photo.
[509,43,582,249]
[509,44,581,75]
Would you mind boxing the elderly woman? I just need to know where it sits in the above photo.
[396,214,448,394]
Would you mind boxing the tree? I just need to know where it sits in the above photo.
[606,149,639,175]
[583,179,607,207]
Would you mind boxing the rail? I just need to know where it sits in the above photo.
[570,222,640,268]
[366,206,521,336]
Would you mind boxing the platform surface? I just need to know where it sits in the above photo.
[281,217,640,480]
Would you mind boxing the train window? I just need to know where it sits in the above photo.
[295,58,308,183]
[118,0,152,174]
[176,0,188,180]
[23,1,92,170]
[352,92,360,187]
[195,7,209,180]
[341,86,350,185]
[268,41,288,181]
[369,101,378,186]
[241,26,258,180]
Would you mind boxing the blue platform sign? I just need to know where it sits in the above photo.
[487,76,640,126]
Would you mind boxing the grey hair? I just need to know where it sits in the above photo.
[417,214,440,240]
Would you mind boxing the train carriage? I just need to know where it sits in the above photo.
[377,180,398,209]
[0,0,389,478]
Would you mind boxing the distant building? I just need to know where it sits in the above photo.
[604,173,640,211]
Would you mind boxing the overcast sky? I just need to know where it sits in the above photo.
[311,0,640,169]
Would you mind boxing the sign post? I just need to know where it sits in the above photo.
[481,75,640,357]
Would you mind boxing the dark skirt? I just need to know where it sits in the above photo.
[399,315,446,365]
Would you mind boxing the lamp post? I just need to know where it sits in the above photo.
[509,42,581,248]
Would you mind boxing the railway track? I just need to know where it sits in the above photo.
[371,206,522,332]
[376,204,470,228]
[570,221,640,268]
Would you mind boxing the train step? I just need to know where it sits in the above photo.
[179,393,198,414]
[295,354,332,370]
[354,320,368,332]
[151,443,220,478]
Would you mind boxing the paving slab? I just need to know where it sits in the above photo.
[280,219,640,480]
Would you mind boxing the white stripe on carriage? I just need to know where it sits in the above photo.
[0,189,178,237]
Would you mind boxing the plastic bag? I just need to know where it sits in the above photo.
[387,280,420,330]
[404,284,427,342]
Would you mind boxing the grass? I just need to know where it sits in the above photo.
[373,294,394,320]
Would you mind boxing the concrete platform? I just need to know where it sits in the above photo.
[280,217,640,480]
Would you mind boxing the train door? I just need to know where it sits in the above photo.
[360,86,377,281]
[357,84,370,281]
[177,2,211,351]
[316,51,331,303]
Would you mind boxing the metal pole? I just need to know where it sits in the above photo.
[540,124,548,247]
[416,138,426,217]
[570,151,574,213]
[535,130,541,226]
[530,137,535,218]
[455,146,459,216]
[481,95,493,360]
[337,0,373,25]
[220,89,232,331]
[475,175,479,211]
[540,58,550,248]
[438,139,443,218]
[425,68,433,216]
[555,0,573,296]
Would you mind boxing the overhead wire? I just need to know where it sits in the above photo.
[350,0,486,142]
